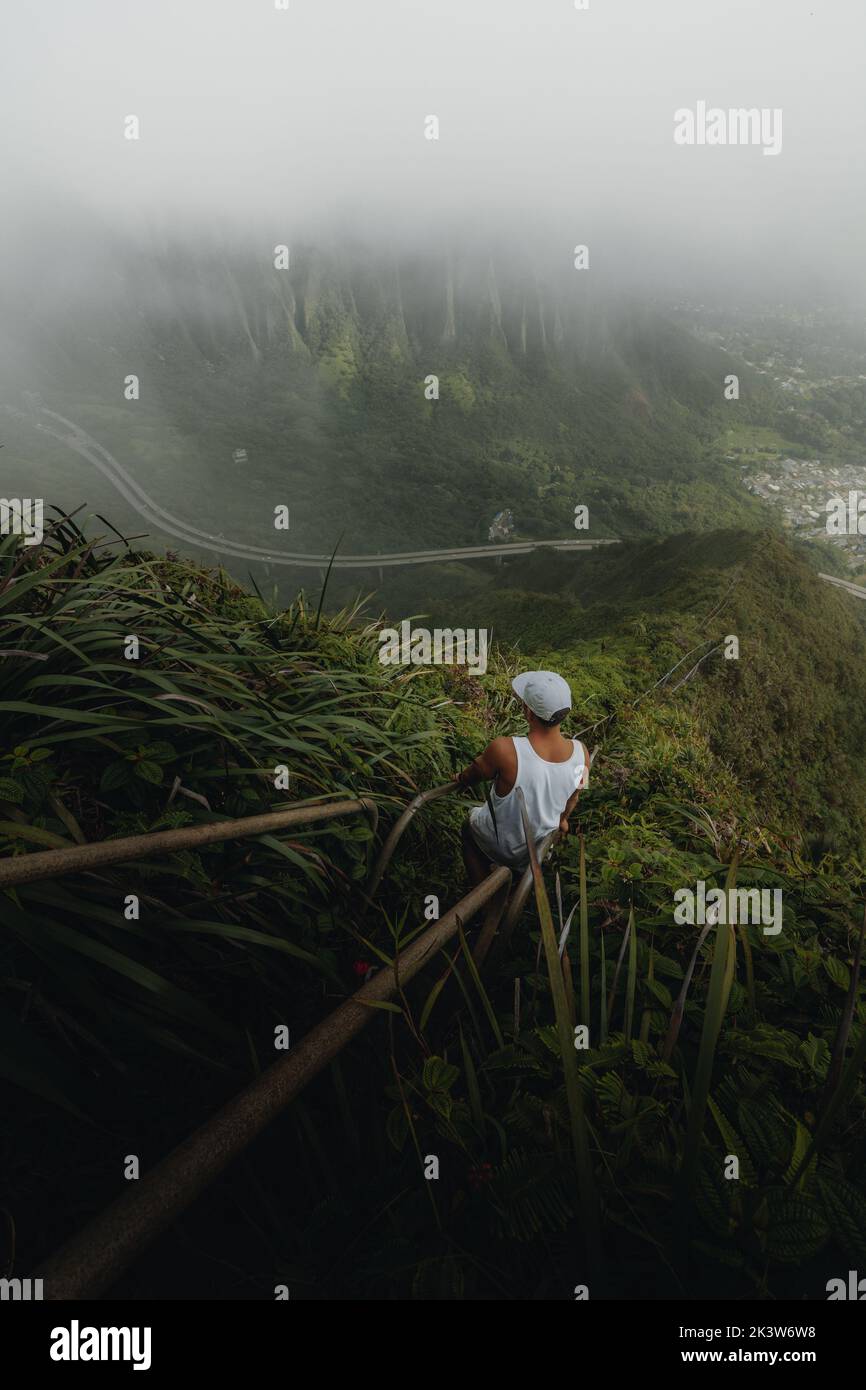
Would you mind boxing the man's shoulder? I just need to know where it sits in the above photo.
[484,735,517,771]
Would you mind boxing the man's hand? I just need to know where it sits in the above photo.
[559,815,570,836]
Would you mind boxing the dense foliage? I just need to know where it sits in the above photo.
[2,515,866,1298]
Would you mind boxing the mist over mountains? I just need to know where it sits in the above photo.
[2,0,863,561]
[1,231,775,557]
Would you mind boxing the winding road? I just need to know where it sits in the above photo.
[5,402,866,598]
[817,572,866,600]
[4,403,619,570]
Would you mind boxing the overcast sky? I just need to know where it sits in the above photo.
[2,0,865,299]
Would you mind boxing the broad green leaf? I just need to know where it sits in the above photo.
[817,1175,866,1262]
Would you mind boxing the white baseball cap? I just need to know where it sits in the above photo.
[511,670,572,721]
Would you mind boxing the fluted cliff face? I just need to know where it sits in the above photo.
[1,238,770,552]
[7,240,624,371]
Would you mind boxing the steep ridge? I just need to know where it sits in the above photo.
[1,241,774,554]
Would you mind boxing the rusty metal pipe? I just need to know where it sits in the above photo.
[33,864,510,1300]
[366,781,456,900]
[0,798,377,888]
[471,874,513,969]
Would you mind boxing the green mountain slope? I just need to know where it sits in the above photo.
[2,244,775,555]
[373,528,866,855]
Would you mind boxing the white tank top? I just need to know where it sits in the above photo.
[471,736,586,864]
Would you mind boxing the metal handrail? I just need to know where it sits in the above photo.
[365,777,513,967]
[24,750,595,1296]
[34,864,511,1300]
[366,780,457,898]
[0,797,378,888]
[470,875,512,969]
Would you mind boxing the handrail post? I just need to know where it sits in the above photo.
[365,781,457,900]
[471,873,512,969]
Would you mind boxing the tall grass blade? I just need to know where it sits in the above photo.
[456,920,503,1048]
[624,904,637,1041]
[738,918,757,1027]
[607,914,631,1023]
[579,834,590,1027]
[639,936,654,1045]
[679,852,740,1197]
[662,920,714,1063]
[558,905,577,960]
[599,926,608,1045]
[459,1024,485,1138]
[562,947,577,1031]
[314,531,345,629]
[516,788,602,1279]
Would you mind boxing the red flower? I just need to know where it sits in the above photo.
[467,1161,493,1191]
[352,959,372,977]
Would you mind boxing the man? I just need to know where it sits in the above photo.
[454,671,589,886]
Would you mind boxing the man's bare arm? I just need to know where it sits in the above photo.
[454,737,511,790]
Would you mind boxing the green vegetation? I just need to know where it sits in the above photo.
[2,248,780,559]
[2,514,866,1298]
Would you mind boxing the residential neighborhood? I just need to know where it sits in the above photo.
[741,457,866,566]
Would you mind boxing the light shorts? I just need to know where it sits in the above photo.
[467,807,530,871]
